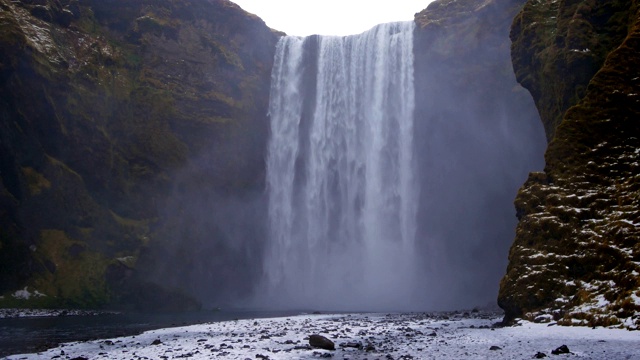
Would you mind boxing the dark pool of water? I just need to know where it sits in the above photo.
[0,309,300,357]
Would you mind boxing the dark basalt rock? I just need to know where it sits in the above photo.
[308,334,335,351]
[29,5,53,22]
[340,341,363,349]
[551,345,570,355]
[499,0,640,329]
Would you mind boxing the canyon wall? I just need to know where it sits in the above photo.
[499,0,640,328]
[0,0,278,309]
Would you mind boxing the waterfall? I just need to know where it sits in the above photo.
[264,21,417,310]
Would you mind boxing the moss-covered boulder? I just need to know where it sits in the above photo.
[0,0,279,310]
[499,0,640,328]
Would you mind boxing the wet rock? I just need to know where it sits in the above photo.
[56,8,74,27]
[551,345,570,355]
[64,0,80,18]
[340,341,363,349]
[313,352,333,358]
[30,5,52,22]
[309,335,335,350]
[499,0,640,328]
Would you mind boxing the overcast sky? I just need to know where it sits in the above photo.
[231,1,435,36]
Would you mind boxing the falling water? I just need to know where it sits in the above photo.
[264,22,417,310]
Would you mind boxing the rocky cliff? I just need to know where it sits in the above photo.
[499,0,640,328]
[0,0,279,309]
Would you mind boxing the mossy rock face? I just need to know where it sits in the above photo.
[510,0,632,141]
[499,0,640,329]
[0,0,278,309]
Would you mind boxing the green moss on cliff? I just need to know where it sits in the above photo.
[0,0,278,310]
[500,0,640,329]
[22,167,52,196]
[32,229,110,307]
[510,0,632,141]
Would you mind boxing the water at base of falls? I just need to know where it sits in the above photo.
[262,21,418,311]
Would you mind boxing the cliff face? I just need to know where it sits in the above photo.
[0,0,278,309]
[510,0,632,141]
[499,0,640,328]
[412,0,547,308]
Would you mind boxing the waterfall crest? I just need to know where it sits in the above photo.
[264,22,417,310]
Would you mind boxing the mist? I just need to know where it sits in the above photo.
[137,112,271,309]
[140,4,546,312]
[250,18,544,311]
[410,0,548,310]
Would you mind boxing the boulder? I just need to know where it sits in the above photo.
[309,335,335,351]
[551,345,570,355]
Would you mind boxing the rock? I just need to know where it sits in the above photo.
[309,335,335,350]
[151,339,162,346]
[490,346,502,351]
[312,352,333,358]
[534,352,547,358]
[29,5,52,22]
[551,345,570,355]
[340,341,362,349]
[55,8,74,27]
[498,0,640,328]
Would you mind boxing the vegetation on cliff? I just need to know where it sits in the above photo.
[510,0,632,141]
[0,0,278,309]
[499,0,640,328]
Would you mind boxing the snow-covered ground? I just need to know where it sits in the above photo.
[5,311,640,359]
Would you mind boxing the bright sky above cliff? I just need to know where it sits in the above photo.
[231,0,435,36]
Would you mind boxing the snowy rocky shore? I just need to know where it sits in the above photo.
[0,309,114,319]
[4,311,640,359]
